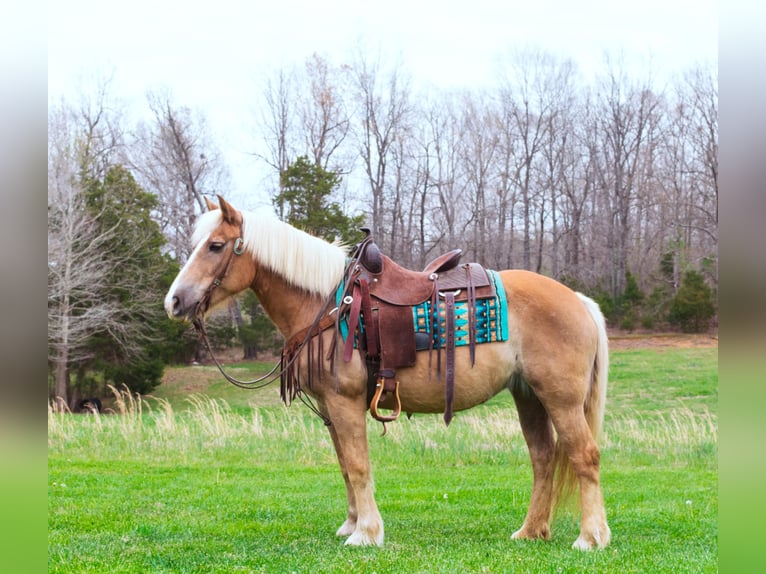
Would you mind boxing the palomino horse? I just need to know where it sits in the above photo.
[164,196,610,550]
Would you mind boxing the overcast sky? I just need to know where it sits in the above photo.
[48,0,718,205]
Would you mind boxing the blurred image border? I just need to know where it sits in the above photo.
[22,1,760,571]
[0,1,47,571]
[719,2,766,572]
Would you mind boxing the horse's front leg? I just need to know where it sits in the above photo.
[319,401,357,537]
[321,393,384,546]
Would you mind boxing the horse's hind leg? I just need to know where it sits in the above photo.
[548,406,610,550]
[510,381,556,541]
[320,404,358,537]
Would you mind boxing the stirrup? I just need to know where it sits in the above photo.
[370,378,401,423]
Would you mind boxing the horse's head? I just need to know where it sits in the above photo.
[164,196,253,321]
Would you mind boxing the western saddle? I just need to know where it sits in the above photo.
[339,231,496,426]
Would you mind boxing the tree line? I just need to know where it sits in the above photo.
[252,51,716,329]
[48,50,717,407]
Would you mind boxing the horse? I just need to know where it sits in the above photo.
[164,195,611,550]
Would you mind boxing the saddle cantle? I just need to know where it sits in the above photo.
[423,248,463,275]
[342,234,497,426]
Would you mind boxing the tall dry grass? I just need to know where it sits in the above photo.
[48,385,336,464]
[49,386,717,469]
[604,406,717,463]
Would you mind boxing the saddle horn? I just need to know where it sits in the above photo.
[356,228,383,274]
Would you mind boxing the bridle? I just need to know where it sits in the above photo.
[190,232,333,425]
[193,236,245,320]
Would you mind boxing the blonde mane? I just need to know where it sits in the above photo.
[192,208,349,297]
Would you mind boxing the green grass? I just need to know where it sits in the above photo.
[49,347,717,573]
[150,361,284,412]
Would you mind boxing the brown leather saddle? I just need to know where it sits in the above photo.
[341,232,496,426]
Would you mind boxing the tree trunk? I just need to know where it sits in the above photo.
[54,347,69,409]
[229,299,256,360]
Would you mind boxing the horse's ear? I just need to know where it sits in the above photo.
[204,196,219,211]
[217,195,242,225]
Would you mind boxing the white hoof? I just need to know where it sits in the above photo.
[336,519,356,537]
[572,525,610,550]
[572,535,594,550]
[344,524,384,547]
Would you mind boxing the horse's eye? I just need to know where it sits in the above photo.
[209,242,225,253]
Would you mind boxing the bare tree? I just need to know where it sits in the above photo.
[494,92,519,270]
[558,94,598,284]
[459,92,499,265]
[406,96,445,268]
[498,49,562,271]
[246,55,717,324]
[69,75,126,182]
[255,57,355,222]
[300,53,351,171]
[350,52,412,253]
[424,94,464,256]
[257,68,298,180]
[48,178,112,405]
[684,66,718,287]
[131,91,229,263]
[593,62,661,297]
[48,101,132,407]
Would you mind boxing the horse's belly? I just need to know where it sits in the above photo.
[383,342,516,414]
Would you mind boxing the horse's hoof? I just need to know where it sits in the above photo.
[572,536,594,550]
[336,519,356,537]
[572,526,610,550]
[511,525,551,541]
[344,528,384,547]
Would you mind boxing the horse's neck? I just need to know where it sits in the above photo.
[250,269,327,339]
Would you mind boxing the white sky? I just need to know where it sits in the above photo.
[48,0,718,205]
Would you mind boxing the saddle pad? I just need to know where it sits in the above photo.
[412,269,509,348]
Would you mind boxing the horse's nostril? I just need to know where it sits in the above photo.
[167,288,197,320]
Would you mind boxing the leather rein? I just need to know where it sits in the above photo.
[190,233,336,425]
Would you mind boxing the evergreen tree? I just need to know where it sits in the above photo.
[669,270,715,333]
[618,271,645,331]
[274,155,364,245]
[238,291,282,359]
[81,165,191,395]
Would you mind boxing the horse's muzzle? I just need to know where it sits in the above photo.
[170,295,184,318]
[165,287,198,321]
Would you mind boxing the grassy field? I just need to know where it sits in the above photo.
[48,345,717,573]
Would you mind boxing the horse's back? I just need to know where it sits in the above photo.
[499,269,599,349]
